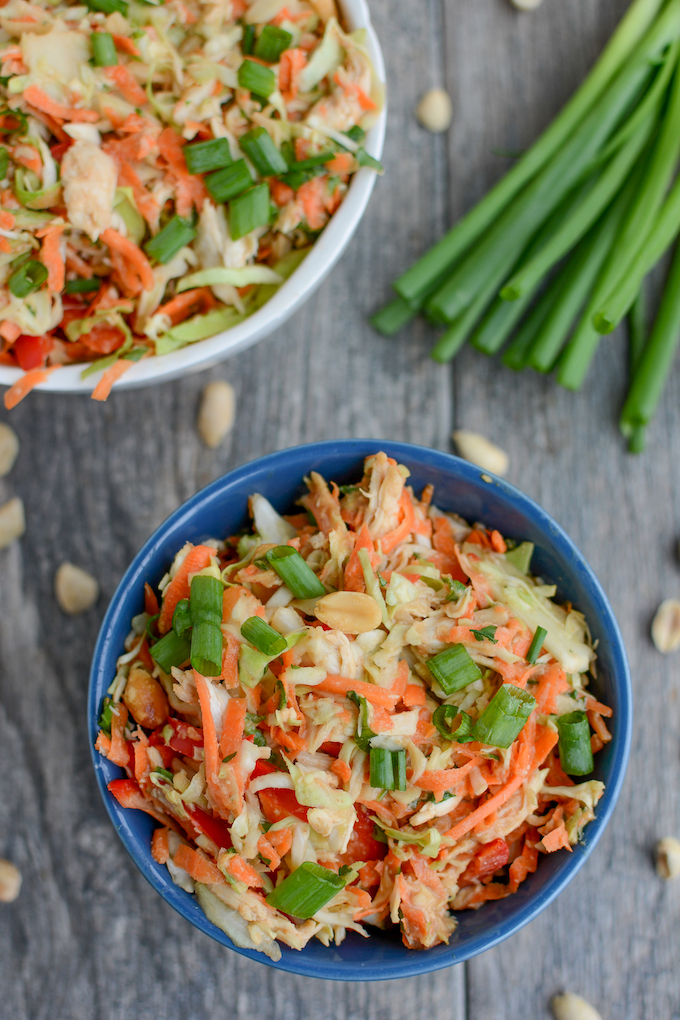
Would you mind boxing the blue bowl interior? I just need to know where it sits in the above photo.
[89,440,631,981]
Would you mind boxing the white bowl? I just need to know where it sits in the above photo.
[0,0,385,395]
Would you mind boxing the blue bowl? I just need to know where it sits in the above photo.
[88,440,632,981]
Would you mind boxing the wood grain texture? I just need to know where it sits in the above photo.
[1,0,679,1017]
[442,3,680,1018]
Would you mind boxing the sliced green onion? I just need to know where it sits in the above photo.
[189,574,224,676]
[0,147,9,180]
[347,690,375,751]
[264,544,326,599]
[369,747,407,791]
[526,625,548,664]
[153,766,174,782]
[344,125,365,143]
[238,58,276,98]
[228,183,271,240]
[92,32,118,66]
[9,259,47,297]
[189,574,223,625]
[98,696,113,736]
[205,159,252,204]
[289,151,336,171]
[557,710,594,776]
[150,630,191,673]
[191,622,223,676]
[265,861,345,918]
[86,0,127,14]
[64,277,102,294]
[242,23,255,55]
[370,295,416,336]
[355,147,383,173]
[172,598,192,639]
[254,24,292,63]
[239,126,288,177]
[241,616,287,656]
[471,684,537,748]
[504,541,534,574]
[426,644,482,695]
[432,704,456,741]
[144,215,197,264]
[184,138,233,175]
[432,705,474,742]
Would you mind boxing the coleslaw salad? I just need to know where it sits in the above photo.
[94,451,613,957]
[0,0,384,405]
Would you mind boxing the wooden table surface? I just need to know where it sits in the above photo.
[1,1,678,1017]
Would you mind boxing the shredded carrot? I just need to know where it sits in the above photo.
[344,523,379,592]
[585,695,613,718]
[508,831,539,891]
[297,175,327,231]
[465,529,493,549]
[174,843,225,884]
[402,684,426,707]
[268,827,293,857]
[0,320,20,343]
[158,544,215,632]
[414,756,483,793]
[279,48,307,101]
[331,758,352,784]
[195,672,236,819]
[431,516,469,583]
[316,675,397,709]
[223,854,264,888]
[541,822,572,853]
[220,633,240,688]
[151,827,170,864]
[533,663,569,714]
[380,491,416,554]
[257,835,281,871]
[39,223,65,292]
[104,65,148,106]
[588,709,612,744]
[156,287,216,326]
[112,34,141,56]
[22,86,99,122]
[100,228,155,292]
[270,178,295,207]
[4,366,59,409]
[325,151,353,174]
[490,529,507,553]
[0,210,14,230]
[133,730,150,787]
[218,697,247,760]
[108,704,130,768]
[91,357,134,401]
[389,659,409,700]
[94,731,112,758]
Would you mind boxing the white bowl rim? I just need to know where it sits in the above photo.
[0,0,386,395]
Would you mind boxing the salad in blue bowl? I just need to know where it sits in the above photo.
[89,440,631,980]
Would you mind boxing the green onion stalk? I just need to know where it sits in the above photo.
[368,0,680,451]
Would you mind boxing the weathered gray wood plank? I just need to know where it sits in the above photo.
[3,0,680,1016]
[0,2,464,1018]
[438,1,680,1017]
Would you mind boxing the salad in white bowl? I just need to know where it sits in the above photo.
[0,0,385,405]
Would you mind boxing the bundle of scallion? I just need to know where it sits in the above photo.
[372,0,680,451]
